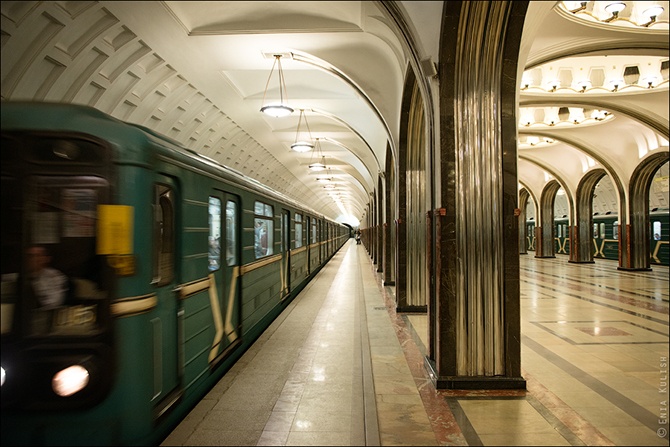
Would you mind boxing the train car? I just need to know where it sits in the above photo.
[591,212,620,261]
[525,218,536,252]
[592,210,669,266]
[649,208,669,266]
[548,211,668,266]
[554,216,570,256]
[1,101,349,446]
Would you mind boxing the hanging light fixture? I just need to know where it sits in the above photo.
[260,54,294,117]
[308,138,327,171]
[291,109,314,152]
[316,164,333,183]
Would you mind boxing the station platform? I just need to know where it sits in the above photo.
[161,239,669,446]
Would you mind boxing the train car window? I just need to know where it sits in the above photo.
[226,200,237,266]
[557,224,562,238]
[153,185,175,286]
[254,200,273,258]
[562,224,568,239]
[295,214,303,248]
[613,221,619,240]
[208,197,222,272]
[23,176,111,337]
[600,223,606,239]
[653,221,661,240]
[311,219,317,244]
[593,223,599,238]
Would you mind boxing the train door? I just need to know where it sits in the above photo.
[151,177,180,411]
[527,221,536,251]
[208,192,241,364]
[319,220,323,262]
[306,216,312,274]
[593,221,605,258]
[281,209,290,300]
[311,217,317,268]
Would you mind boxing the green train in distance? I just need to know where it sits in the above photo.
[525,210,668,266]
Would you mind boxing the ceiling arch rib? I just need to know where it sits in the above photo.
[518,119,664,188]
[291,50,394,166]
[309,109,381,172]
[521,95,669,137]
[519,144,585,196]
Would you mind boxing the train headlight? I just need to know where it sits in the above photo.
[1,366,5,386]
[52,365,89,397]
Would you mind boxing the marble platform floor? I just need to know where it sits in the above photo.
[161,241,668,446]
[403,255,668,446]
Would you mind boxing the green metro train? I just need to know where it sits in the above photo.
[1,101,349,445]
[524,210,669,266]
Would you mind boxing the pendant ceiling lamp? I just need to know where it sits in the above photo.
[291,109,314,152]
[308,138,327,171]
[312,140,332,182]
[260,54,293,117]
[316,169,333,183]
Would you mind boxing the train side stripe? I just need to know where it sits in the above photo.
[178,278,210,298]
[240,254,282,274]
[111,294,158,317]
[291,246,307,255]
[208,273,224,363]
[652,240,668,263]
[225,266,240,343]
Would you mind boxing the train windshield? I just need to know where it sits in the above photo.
[1,134,113,339]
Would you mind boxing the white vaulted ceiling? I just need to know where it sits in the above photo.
[1,1,668,225]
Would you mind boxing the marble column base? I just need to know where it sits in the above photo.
[425,357,527,390]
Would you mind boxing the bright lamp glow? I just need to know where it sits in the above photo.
[291,141,314,152]
[604,2,626,14]
[261,104,293,118]
[644,5,664,18]
[1,366,5,386]
[52,365,89,397]
[309,162,326,171]
[642,5,664,25]
[577,79,591,92]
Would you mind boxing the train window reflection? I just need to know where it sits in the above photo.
[254,201,273,258]
[24,175,110,337]
[153,184,174,286]
[209,197,221,271]
[226,200,236,266]
[295,214,303,248]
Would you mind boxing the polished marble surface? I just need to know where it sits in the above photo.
[162,244,668,446]
[403,256,668,446]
